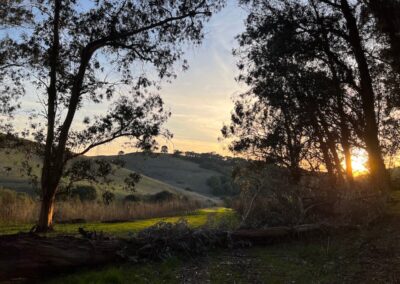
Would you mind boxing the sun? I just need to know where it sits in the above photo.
[351,149,369,176]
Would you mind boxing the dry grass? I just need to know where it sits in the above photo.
[54,200,201,222]
[0,188,202,224]
[0,189,38,224]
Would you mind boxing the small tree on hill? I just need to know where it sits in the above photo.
[161,145,168,154]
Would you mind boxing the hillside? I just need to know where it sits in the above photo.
[0,148,214,203]
[99,152,232,196]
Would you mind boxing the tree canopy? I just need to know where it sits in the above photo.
[0,0,225,231]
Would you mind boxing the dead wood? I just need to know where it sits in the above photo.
[0,224,326,281]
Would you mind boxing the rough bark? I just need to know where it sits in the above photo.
[37,189,57,231]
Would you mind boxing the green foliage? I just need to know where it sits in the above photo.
[102,191,115,205]
[123,172,141,192]
[123,194,141,203]
[207,175,239,197]
[147,190,176,203]
[70,185,97,202]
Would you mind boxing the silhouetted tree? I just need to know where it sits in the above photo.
[1,0,225,232]
[161,145,168,154]
[227,0,397,191]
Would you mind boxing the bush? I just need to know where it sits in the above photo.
[207,175,240,197]
[148,191,176,203]
[102,191,115,205]
[124,194,141,203]
[232,165,315,228]
[70,185,97,201]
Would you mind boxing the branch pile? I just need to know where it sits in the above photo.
[0,221,325,281]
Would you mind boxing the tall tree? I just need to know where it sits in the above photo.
[232,0,396,192]
[318,0,391,191]
[0,0,225,232]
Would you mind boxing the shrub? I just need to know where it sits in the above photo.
[207,175,239,197]
[102,191,115,205]
[71,185,97,201]
[148,191,176,203]
[124,194,141,203]
[232,164,315,228]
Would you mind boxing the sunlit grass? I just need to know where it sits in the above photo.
[46,257,183,284]
[0,207,235,236]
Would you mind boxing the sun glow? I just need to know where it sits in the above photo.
[350,149,369,176]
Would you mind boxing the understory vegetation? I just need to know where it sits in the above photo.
[41,193,400,283]
[230,164,389,229]
[0,188,202,225]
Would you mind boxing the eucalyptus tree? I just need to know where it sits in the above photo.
[225,0,349,183]
[314,0,392,192]
[231,0,396,192]
[0,0,225,232]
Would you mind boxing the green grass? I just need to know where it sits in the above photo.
[46,238,357,284]
[107,152,223,195]
[46,257,183,284]
[0,207,235,236]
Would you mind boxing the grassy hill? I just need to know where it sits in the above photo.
[0,148,214,203]
[99,153,229,196]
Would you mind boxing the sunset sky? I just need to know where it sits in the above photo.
[88,1,247,156]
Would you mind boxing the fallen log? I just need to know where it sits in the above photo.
[0,224,326,281]
[0,233,127,281]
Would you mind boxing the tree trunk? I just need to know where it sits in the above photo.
[37,190,56,232]
[340,117,354,184]
[37,0,62,233]
[340,0,391,192]
[319,115,344,181]
[314,122,336,185]
[313,9,355,184]
[337,89,354,184]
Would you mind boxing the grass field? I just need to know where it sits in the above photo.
[0,207,235,236]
